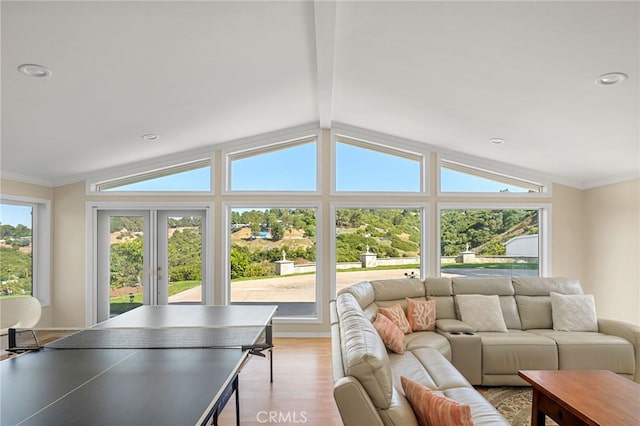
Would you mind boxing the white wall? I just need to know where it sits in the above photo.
[584,179,640,324]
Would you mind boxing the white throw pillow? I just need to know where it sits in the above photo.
[550,292,598,332]
[456,294,508,332]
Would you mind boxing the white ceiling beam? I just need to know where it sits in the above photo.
[313,0,337,129]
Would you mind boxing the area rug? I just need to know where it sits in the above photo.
[475,387,558,426]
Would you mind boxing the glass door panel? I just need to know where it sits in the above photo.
[98,213,149,320]
[159,212,204,305]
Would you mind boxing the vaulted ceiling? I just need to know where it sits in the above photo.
[2,1,638,188]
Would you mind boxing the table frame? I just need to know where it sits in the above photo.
[519,370,640,426]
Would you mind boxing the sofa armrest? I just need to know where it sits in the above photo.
[436,319,474,333]
[334,377,385,426]
[598,318,640,383]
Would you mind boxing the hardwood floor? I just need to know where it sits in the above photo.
[219,338,343,426]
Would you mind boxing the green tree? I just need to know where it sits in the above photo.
[110,238,144,288]
[168,229,201,281]
[270,222,284,242]
[230,246,250,279]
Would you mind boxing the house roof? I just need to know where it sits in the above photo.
[1,1,638,189]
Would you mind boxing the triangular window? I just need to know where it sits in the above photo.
[96,160,211,192]
[335,137,423,192]
[440,160,542,193]
[228,137,317,191]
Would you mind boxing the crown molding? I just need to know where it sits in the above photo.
[0,171,54,188]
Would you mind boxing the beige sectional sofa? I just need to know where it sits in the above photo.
[330,277,640,426]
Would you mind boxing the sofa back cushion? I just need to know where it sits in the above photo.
[515,296,553,329]
[338,280,376,308]
[336,293,394,409]
[370,278,426,309]
[512,278,584,330]
[338,281,377,321]
[452,278,521,330]
[425,277,457,319]
[512,277,583,296]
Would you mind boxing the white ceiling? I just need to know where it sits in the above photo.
[1,1,638,189]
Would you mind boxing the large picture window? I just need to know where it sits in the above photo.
[0,204,33,297]
[439,207,541,277]
[0,197,50,304]
[228,206,318,317]
[82,127,553,325]
[334,207,423,293]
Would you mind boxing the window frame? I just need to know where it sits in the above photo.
[88,159,213,195]
[85,201,214,326]
[223,201,323,323]
[222,131,322,195]
[438,154,551,197]
[330,202,429,300]
[0,195,51,306]
[331,129,428,196]
[436,202,551,278]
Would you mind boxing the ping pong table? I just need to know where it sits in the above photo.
[1,304,277,426]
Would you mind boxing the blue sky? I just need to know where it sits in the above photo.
[0,204,32,227]
[99,141,524,193]
[1,143,529,226]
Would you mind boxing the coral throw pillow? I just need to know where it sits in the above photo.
[373,313,405,354]
[378,304,412,334]
[406,298,436,331]
[401,376,474,426]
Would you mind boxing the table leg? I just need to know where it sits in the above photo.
[235,375,240,426]
[531,388,546,426]
[267,321,273,383]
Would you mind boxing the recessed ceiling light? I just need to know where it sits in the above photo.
[142,134,159,142]
[594,72,628,86]
[17,64,52,78]
[489,138,505,145]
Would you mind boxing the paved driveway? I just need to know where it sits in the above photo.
[169,267,534,303]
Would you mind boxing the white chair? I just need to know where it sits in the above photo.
[1,296,42,335]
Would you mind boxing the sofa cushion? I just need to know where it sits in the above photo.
[443,387,510,426]
[425,277,457,320]
[401,376,473,426]
[338,281,377,318]
[515,295,553,329]
[390,348,470,390]
[550,292,598,332]
[528,330,636,374]
[337,294,394,409]
[512,277,583,296]
[374,313,406,354]
[379,304,413,334]
[371,278,426,307]
[405,333,452,360]
[478,330,558,375]
[406,298,436,332]
[452,277,514,296]
[456,295,508,332]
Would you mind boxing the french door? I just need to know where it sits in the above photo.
[96,209,207,322]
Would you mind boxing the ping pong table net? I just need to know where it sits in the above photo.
[8,325,271,355]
